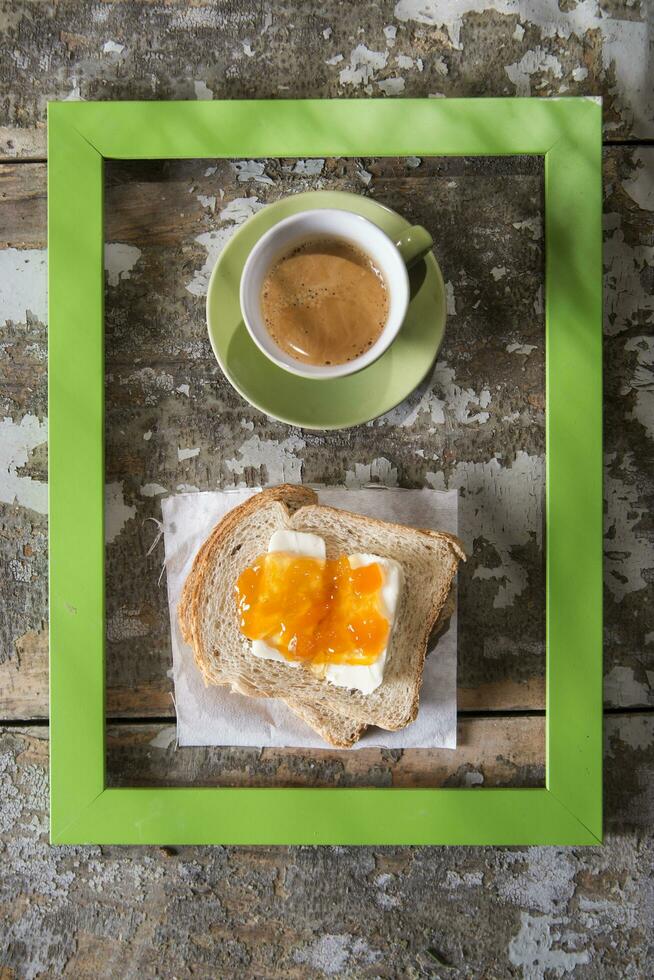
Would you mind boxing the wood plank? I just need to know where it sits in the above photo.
[0,639,546,719]
[0,715,651,978]
[104,716,545,788]
[0,163,45,248]
[0,0,650,162]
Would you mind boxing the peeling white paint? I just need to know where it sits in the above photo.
[339,44,388,87]
[231,160,274,185]
[241,39,255,57]
[604,666,651,708]
[499,847,576,914]
[197,194,216,211]
[445,281,456,316]
[219,197,265,224]
[224,434,305,485]
[193,80,213,100]
[604,454,652,600]
[186,197,265,296]
[507,343,537,355]
[356,166,373,186]
[377,361,493,429]
[107,608,150,642]
[603,213,654,336]
[176,483,200,493]
[325,53,344,65]
[429,452,543,608]
[322,27,332,40]
[122,368,175,405]
[623,336,654,439]
[513,217,542,241]
[534,285,543,315]
[9,558,31,583]
[140,483,168,497]
[463,770,484,786]
[105,481,135,544]
[445,869,484,887]
[622,148,654,212]
[505,48,563,96]
[293,159,325,176]
[513,23,525,41]
[607,714,653,752]
[171,8,222,29]
[0,415,47,514]
[509,912,590,978]
[105,243,142,288]
[491,265,507,280]
[393,0,652,135]
[63,75,83,101]
[294,934,381,975]
[178,447,200,462]
[378,77,405,95]
[149,726,177,749]
[406,156,421,168]
[572,66,588,82]
[384,24,397,45]
[0,248,47,324]
[102,40,125,55]
[176,384,190,397]
[374,872,402,909]
[345,457,398,487]
[186,228,234,297]
[396,54,414,69]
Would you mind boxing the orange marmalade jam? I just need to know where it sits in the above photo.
[235,552,389,666]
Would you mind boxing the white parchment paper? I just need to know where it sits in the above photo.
[161,487,458,749]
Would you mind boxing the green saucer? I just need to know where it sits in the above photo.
[206,191,446,430]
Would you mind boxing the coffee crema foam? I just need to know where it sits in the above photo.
[260,237,389,366]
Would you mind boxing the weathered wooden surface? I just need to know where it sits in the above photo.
[102,153,547,734]
[1,2,653,974]
[1,716,652,978]
[0,0,652,160]
[2,149,652,721]
[105,716,545,788]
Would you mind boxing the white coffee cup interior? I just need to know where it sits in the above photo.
[239,209,410,380]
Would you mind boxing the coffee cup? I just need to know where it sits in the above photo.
[239,208,433,380]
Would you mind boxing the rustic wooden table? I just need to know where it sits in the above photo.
[1,2,652,977]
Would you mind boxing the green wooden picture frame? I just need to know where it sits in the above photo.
[48,97,603,845]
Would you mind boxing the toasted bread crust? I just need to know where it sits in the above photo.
[178,484,464,746]
[178,485,317,645]
[279,502,464,732]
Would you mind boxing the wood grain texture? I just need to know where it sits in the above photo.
[105,715,545,788]
[1,149,652,721]
[0,0,651,160]
[101,153,547,719]
[0,4,652,975]
[0,716,652,977]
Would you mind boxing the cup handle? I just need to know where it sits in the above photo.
[395,225,433,270]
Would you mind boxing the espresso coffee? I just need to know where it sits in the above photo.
[260,237,388,366]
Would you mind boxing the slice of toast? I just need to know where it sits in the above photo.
[179,485,464,745]
[224,672,366,749]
